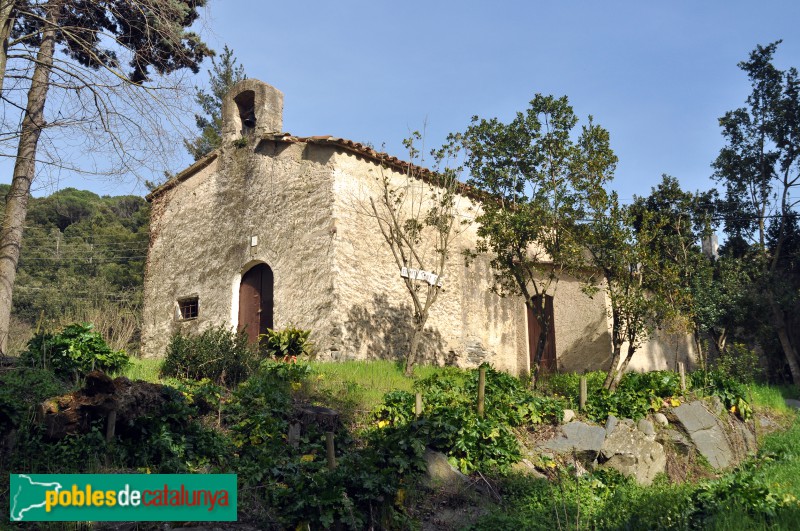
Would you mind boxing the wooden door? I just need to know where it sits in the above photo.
[527,294,556,373]
[238,264,274,344]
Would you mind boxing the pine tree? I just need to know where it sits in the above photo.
[185,45,247,160]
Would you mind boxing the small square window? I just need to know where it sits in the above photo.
[177,297,199,320]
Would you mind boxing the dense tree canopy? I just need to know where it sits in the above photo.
[712,40,800,384]
[455,94,616,385]
[0,184,148,353]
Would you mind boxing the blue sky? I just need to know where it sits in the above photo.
[7,1,800,201]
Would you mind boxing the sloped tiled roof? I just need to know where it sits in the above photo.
[147,133,481,202]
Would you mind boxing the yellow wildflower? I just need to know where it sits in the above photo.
[670,398,681,407]
[300,454,315,462]
[377,420,390,429]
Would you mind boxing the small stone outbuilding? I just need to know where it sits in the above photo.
[141,79,694,375]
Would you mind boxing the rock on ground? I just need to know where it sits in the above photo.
[653,412,669,427]
[637,418,655,438]
[539,421,606,462]
[423,449,469,493]
[672,400,742,470]
[656,429,692,456]
[511,458,547,479]
[599,418,666,485]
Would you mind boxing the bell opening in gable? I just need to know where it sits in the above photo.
[235,90,256,134]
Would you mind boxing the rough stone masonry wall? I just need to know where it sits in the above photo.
[141,140,338,358]
[327,148,529,373]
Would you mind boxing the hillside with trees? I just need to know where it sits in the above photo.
[0,185,148,354]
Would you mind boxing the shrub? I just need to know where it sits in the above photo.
[715,342,762,385]
[160,325,259,386]
[225,367,294,456]
[542,370,607,404]
[20,322,129,383]
[226,363,421,529]
[260,326,313,359]
[690,369,753,420]
[373,364,564,474]
[8,383,231,475]
[584,371,682,422]
[259,357,313,382]
[0,367,66,431]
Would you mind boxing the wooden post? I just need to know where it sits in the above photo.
[288,423,301,448]
[325,432,336,470]
[678,362,686,392]
[478,366,486,418]
[415,392,423,418]
[579,377,587,411]
[104,410,116,467]
[105,410,116,442]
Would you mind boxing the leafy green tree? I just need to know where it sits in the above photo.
[712,41,800,385]
[630,176,715,322]
[185,45,247,160]
[0,0,211,354]
[626,175,723,370]
[454,94,616,386]
[584,192,666,390]
[1,186,148,353]
[690,254,754,364]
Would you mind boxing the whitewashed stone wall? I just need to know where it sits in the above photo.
[328,149,528,372]
[142,141,339,358]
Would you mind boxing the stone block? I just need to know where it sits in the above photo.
[673,401,733,469]
[600,421,666,485]
[540,421,606,462]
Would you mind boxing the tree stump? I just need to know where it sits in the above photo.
[296,405,340,434]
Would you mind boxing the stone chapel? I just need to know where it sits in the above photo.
[142,79,695,375]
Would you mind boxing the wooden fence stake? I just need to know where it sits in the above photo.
[415,392,423,418]
[288,423,301,448]
[326,432,336,470]
[579,377,587,411]
[678,362,686,392]
[478,366,486,418]
[105,410,116,442]
[104,410,117,467]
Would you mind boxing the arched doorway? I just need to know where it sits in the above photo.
[238,263,273,344]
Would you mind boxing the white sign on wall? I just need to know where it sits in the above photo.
[400,266,444,287]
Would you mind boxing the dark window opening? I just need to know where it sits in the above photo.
[177,297,199,320]
[234,90,256,133]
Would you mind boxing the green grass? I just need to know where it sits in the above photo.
[121,356,163,382]
[749,383,799,411]
[307,360,447,418]
[754,415,800,496]
[122,357,448,419]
